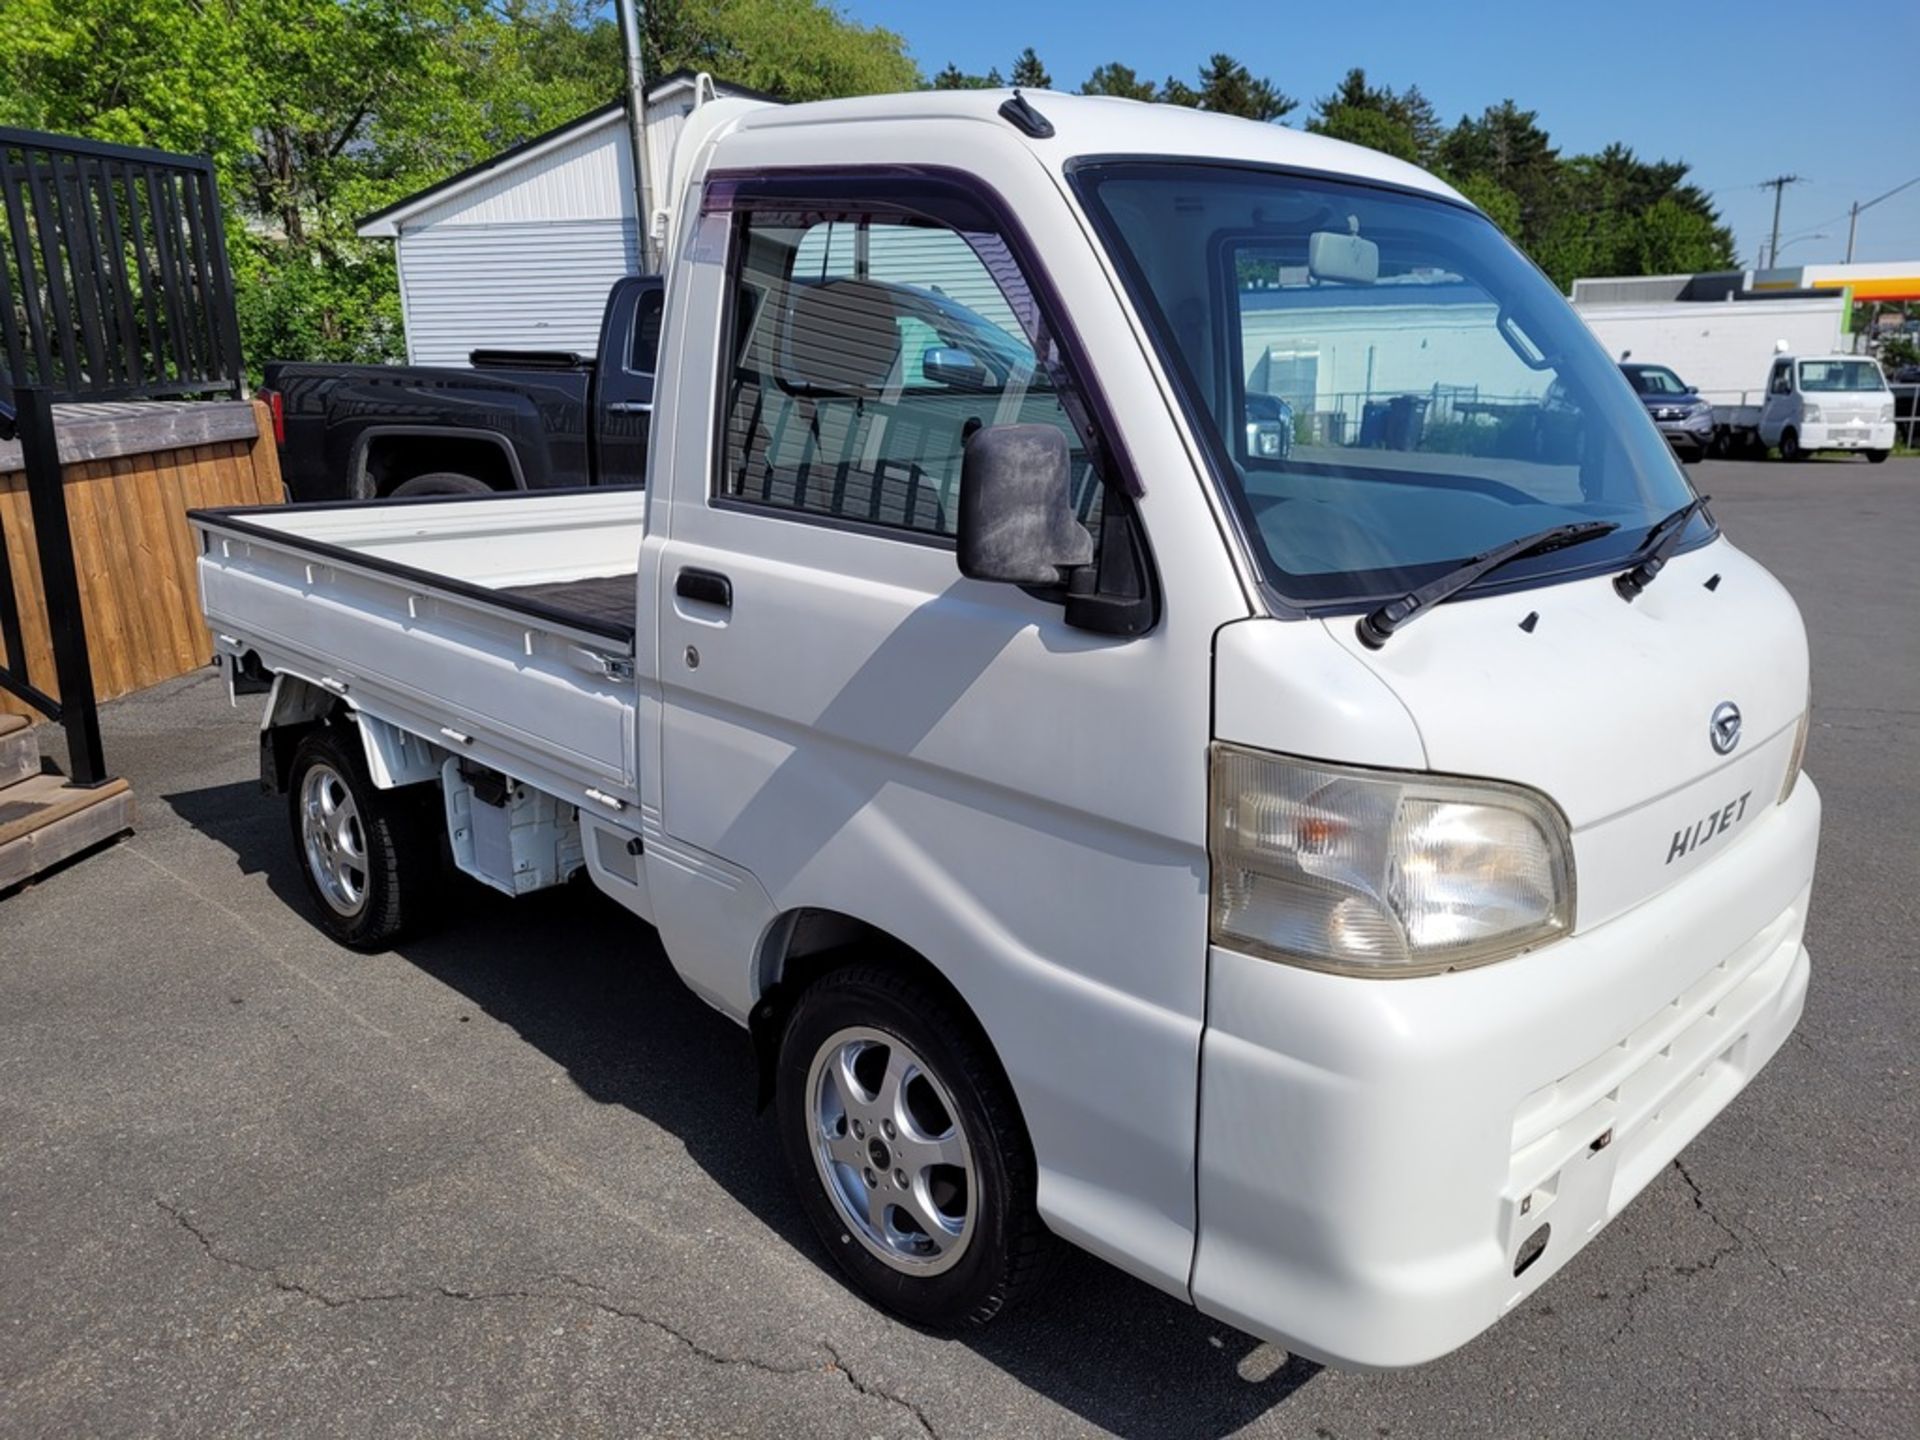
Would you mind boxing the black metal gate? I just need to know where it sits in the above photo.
[1,127,246,788]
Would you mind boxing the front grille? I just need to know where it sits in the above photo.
[1507,903,1800,1204]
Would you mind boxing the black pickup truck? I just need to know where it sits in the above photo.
[260,276,663,500]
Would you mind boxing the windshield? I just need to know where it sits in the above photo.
[1073,161,1705,606]
[1627,366,1690,395]
[1798,359,1886,392]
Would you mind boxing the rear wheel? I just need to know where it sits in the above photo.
[1779,428,1804,463]
[390,471,494,498]
[775,964,1056,1329]
[286,728,439,949]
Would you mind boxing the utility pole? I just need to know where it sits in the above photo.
[613,0,657,273]
[1844,174,1920,262]
[1759,174,1803,271]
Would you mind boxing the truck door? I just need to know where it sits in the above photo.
[1759,358,1794,443]
[646,169,1217,1288]
[595,276,663,485]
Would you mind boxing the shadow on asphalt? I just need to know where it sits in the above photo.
[166,777,1322,1438]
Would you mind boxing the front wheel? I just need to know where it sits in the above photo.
[286,728,440,949]
[1867,449,1890,464]
[775,965,1056,1329]
[1779,428,1804,462]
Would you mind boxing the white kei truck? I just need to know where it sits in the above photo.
[1739,350,1898,463]
[191,89,1821,1370]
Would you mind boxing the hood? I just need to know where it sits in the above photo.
[1213,535,1810,935]
[1322,535,1808,928]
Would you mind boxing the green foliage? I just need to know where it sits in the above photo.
[1186,54,1296,122]
[0,0,917,374]
[1306,83,1737,289]
[931,62,1002,89]
[1080,63,1157,102]
[1877,330,1919,369]
[1010,47,1051,90]
[673,0,917,103]
[1307,69,1440,165]
[1450,174,1523,238]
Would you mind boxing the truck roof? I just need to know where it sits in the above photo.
[720,88,1467,207]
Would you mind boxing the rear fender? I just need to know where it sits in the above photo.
[257,675,443,794]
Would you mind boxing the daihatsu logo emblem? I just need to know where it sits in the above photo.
[1710,701,1742,755]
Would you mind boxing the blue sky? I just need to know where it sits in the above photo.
[838,0,1920,271]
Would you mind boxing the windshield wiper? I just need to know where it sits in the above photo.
[1355,520,1619,649]
[1613,495,1710,602]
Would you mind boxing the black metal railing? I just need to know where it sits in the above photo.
[0,386,106,784]
[0,127,243,404]
[0,124,241,789]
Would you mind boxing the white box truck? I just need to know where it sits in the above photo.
[1574,293,1849,450]
[191,89,1820,1369]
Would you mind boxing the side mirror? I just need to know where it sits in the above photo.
[922,345,990,391]
[957,424,1093,586]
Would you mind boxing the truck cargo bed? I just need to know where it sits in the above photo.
[190,487,646,817]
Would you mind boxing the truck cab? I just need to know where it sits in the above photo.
[193,89,1820,1370]
[1758,351,1896,462]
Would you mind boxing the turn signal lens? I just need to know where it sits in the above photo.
[1209,745,1575,977]
[1779,694,1811,805]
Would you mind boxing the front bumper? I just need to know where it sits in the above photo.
[1800,420,1895,451]
[1653,413,1714,452]
[1190,779,1820,1369]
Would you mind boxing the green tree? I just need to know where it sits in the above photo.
[931,62,1003,90]
[671,0,916,103]
[1189,53,1294,122]
[1308,69,1440,165]
[1080,63,1158,101]
[0,0,920,370]
[1010,47,1051,89]
[1437,100,1561,240]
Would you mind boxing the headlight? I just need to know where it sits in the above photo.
[1881,403,1896,424]
[1779,691,1811,805]
[1802,403,1822,422]
[1692,400,1714,416]
[1210,745,1575,977]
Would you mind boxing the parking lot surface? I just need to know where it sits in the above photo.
[2,456,1916,1439]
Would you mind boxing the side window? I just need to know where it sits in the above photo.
[630,288,664,373]
[1770,363,1792,396]
[719,207,1104,541]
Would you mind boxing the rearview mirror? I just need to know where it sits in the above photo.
[1308,228,1379,285]
[922,346,991,391]
[957,425,1093,586]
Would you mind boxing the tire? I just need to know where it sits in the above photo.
[775,964,1056,1329]
[286,727,440,950]
[1779,428,1803,463]
[1867,450,1890,464]
[390,471,494,498]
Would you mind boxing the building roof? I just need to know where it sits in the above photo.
[357,71,766,237]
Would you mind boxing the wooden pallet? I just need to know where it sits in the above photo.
[0,714,134,890]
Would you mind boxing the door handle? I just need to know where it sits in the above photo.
[605,399,653,415]
[675,568,732,609]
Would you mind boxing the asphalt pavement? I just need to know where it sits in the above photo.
[1,455,1915,1439]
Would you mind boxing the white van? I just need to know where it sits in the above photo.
[192,89,1821,1369]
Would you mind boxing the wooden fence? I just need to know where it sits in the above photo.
[0,397,280,719]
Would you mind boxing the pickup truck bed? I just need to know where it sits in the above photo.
[494,573,640,636]
[191,488,645,817]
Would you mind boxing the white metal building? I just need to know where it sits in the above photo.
[357,72,761,366]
